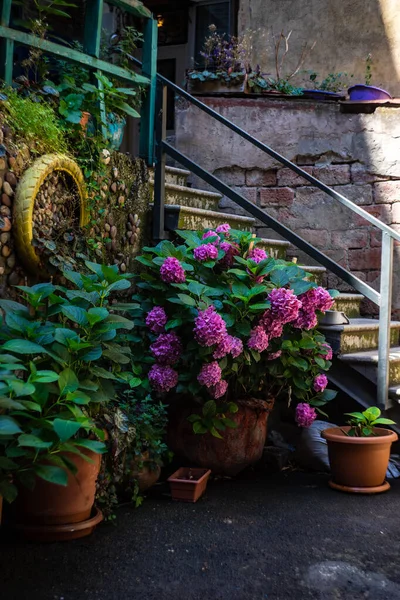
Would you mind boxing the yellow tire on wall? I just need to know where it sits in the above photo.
[13,154,88,273]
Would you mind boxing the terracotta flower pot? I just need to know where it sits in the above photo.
[80,111,90,131]
[168,397,274,476]
[15,450,102,526]
[127,451,161,493]
[168,467,211,502]
[321,426,398,493]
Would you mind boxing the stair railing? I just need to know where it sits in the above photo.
[126,52,399,409]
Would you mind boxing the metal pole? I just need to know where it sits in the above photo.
[377,232,394,409]
[153,84,167,241]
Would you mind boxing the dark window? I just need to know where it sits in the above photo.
[194,1,231,66]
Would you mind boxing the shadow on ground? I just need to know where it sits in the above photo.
[1,471,400,600]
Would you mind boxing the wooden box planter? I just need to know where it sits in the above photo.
[168,468,211,503]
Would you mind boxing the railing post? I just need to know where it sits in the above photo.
[377,232,394,409]
[0,0,13,84]
[153,83,167,241]
[139,18,158,165]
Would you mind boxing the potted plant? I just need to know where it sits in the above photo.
[0,261,136,540]
[301,71,352,100]
[168,467,211,503]
[348,54,392,101]
[187,25,246,95]
[130,226,338,476]
[322,407,397,494]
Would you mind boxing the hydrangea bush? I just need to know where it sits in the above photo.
[130,227,338,438]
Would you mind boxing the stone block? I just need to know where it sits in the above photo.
[331,230,368,249]
[348,248,381,270]
[214,167,246,186]
[277,167,313,187]
[297,228,330,248]
[246,169,277,187]
[351,163,386,184]
[370,229,382,248]
[374,181,400,204]
[332,184,373,206]
[259,187,294,207]
[354,204,391,227]
[312,164,351,186]
[219,186,257,217]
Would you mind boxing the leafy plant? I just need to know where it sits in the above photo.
[365,53,373,86]
[306,71,353,92]
[344,407,395,437]
[130,226,339,437]
[0,262,137,503]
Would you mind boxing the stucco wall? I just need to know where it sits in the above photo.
[238,0,400,96]
[175,97,400,316]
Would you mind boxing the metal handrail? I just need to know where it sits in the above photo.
[145,67,396,409]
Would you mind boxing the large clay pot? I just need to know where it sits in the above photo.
[168,397,274,476]
[322,426,398,493]
[15,450,102,525]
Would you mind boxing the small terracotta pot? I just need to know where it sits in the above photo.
[80,111,90,131]
[322,426,398,493]
[127,451,161,493]
[15,450,102,526]
[168,467,211,502]
[168,397,274,476]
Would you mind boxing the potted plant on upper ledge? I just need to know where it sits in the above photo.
[348,54,392,101]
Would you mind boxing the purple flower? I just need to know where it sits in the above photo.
[213,334,243,359]
[194,306,227,347]
[299,287,334,313]
[320,343,333,361]
[314,374,328,393]
[160,257,186,284]
[150,332,182,365]
[210,379,228,399]
[248,247,268,264]
[268,288,301,325]
[197,361,222,387]
[295,403,317,427]
[148,364,178,393]
[248,326,269,353]
[194,243,219,262]
[146,306,167,333]
[259,311,284,339]
[219,241,240,267]
[267,350,282,361]
[202,230,219,244]
[229,336,243,358]
[292,310,318,331]
[216,223,231,234]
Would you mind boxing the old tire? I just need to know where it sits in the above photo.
[13,154,88,273]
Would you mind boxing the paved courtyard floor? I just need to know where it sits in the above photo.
[1,471,400,600]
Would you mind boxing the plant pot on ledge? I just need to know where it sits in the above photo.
[322,426,398,494]
[168,467,211,502]
[348,85,392,101]
[168,397,274,476]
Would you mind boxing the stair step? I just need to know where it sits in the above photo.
[149,165,190,186]
[298,265,326,284]
[164,205,256,232]
[320,318,400,354]
[150,181,222,210]
[340,347,400,386]
[332,293,364,318]
[257,238,291,260]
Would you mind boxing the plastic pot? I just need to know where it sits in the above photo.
[168,467,211,502]
[321,426,398,493]
[348,85,392,101]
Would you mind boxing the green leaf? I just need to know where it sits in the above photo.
[87,307,109,325]
[103,348,130,364]
[66,391,91,405]
[18,434,52,449]
[193,421,208,434]
[35,465,68,486]
[270,270,290,287]
[221,418,238,429]
[210,426,223,439]
[249,302,271,312]
[372,418,397,425]
[106,279,131,293]
[53,418,81,442]
[235,322,251,336]
[3,340,48,355]
[0,416,22,435]
[320,389,337,402]
[73,439,106,453]
[0,480,18,503]
[188,281,206,296]
[165,318,183,330]
[32,370,59,383]
[177,294,196,307]
[61,305,88,326]
[364,407,381,421]
[54,328,79,346]
[9,379,35,397]
[103,314,134,330]
[0,456,17,469]
[58,368,79,395]
[299,338,317,349]
[203,400,217,419]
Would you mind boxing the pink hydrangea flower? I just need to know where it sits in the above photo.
[219,241,240,267]
[267,350,282,361]
[229,336,243,358]
[292,309,318,331]
[259,311,284,339]
[248,326,269,353]
[210,379,228,399]
[248,247,268,264]
[148,364,178,393]
[197,361,222,387]
[216,223,231,234]
[295,403,317,427]
[268,288,301,324]
[150,332,182,365]
[314,374,328,393]
[146,306,167,333]
[160,257,186,284]
[320,343,333,361]
[299,287,334,313]
[202,230,219,244]
[194,306,227,347]
[194,243,219,262]
[213,334,244,359]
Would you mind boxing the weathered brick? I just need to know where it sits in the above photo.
[354,204,391,227]
[348,248,381,270]
[313,164,350,186]
[331,230,368,249]
[370,229,382,248]
[277,167,312,187]
[219,186,257,216]
[297,228,329,247]
[214,167,246,186]
[246,169,277,187]
[259,187,294,207]
[333,184,373,206]
[351,164,386,184]
[391,202,400,224]
[374,181,400,204]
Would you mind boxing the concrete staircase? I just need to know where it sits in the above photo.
[151,165,399,416]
